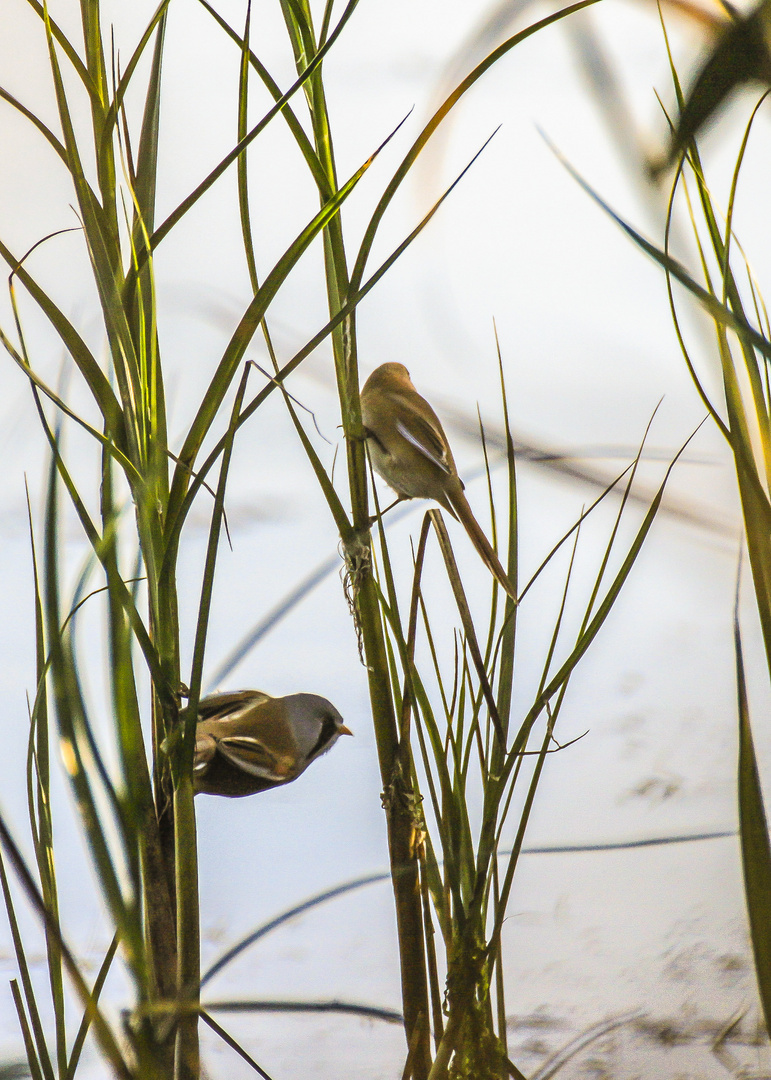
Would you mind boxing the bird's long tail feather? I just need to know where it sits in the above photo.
[447,489,517,602]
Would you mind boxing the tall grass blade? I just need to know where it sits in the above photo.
[33,389,170,706]
[736,599,771,1035]
[24,495,66,1078]
[0,87,67,162]
[517,426,701,739]
[0,853,54,1080]
[195,0,324,187]
[0,814,131,1078]
[65,935,120,1080]
[167,131,394,530]
[428,511,505,746]
[150,0,362,253]
[9,981,43,1080]
[103,1,170,185]
[23,1,93,89]
[164,130,503,552]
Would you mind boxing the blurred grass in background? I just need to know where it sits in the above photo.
[0,0,769,1078]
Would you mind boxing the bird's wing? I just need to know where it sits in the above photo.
[396,416,451,474]
[197,689,272,722]
[193,732,218,775]
[216,736,295,781]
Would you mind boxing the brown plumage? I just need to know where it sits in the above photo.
[194,690,351,798]
[361,362,516,601]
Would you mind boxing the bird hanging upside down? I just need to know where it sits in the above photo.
[193,689,351,798]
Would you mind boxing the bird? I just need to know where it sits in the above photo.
[193,689,352,797]
[360,362,517,601]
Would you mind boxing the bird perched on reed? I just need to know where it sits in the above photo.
[360,362,516,601]
[193,690,351,797]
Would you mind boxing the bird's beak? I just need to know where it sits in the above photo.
[339,724,354,737]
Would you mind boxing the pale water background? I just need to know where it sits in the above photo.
[1,0,770,1076]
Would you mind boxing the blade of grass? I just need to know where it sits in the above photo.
[543,131,771,364]
[0,238,125,443]
[42,429,149,993]
[33,387,172,706]
[492,324,518,726]
[100,1,171,168]
[0,87,67,162]
[736,586,771,1036]
[24,0,94,89]
[0,854,54,1080]
[24,486,66,1077]
[164,130,502,560]
[513,424,703,756]
[2,325,140,485]
[0,815,131,1078]
[165,125,400,536]
[199,1012,275,1080]
[148,0,363,255]
[349,0,602,297]
[195,0,325,188]
[9,980,44,1080]
[172,361,256,1079]
[65,934,120,1080]
[428,511,505,747]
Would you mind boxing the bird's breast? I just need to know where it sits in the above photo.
[364,431,426,499]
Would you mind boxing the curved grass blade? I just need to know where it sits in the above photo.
[0,87,67,163]
[543,131,771,363]
[165,123,402,539]
[170,363,257,1077]
[100,0,171,163]
[23,1,93,92]
[132,6,167,237]
[195,0,325,189]
[237,0,258,296]
[349,0,601,296]
[33,388,171,706]
[24,484,66,1077]
[164,130,501,555]
[265,364,351,536]
[40,9,147,457]
[149,0,362,254]
[514,423,703,752]
[664,1,771,166]
[1,327,140,486]
[0,237,125,442]
[493,327,518,724]
[186,363,252,723]
[428,511,505,747]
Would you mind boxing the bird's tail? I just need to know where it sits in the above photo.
[446,488,517,602]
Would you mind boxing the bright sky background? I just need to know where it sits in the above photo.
[1,1,770,1076]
